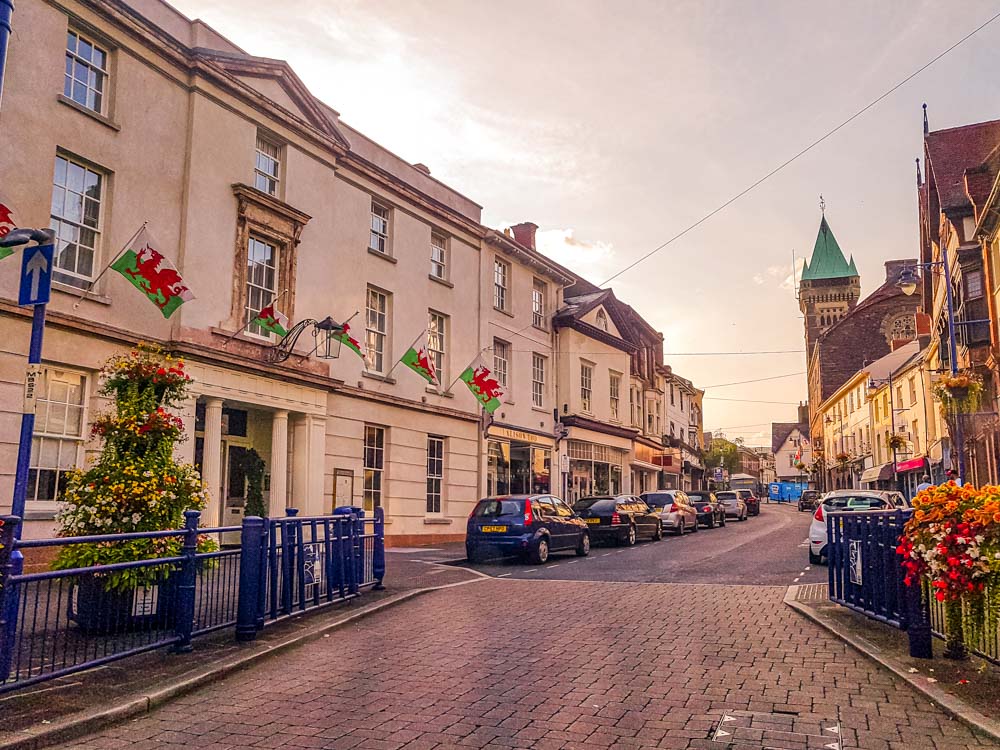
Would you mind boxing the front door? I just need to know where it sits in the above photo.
[222,444,249,544]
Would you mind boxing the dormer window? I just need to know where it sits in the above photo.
[596,309,608,331]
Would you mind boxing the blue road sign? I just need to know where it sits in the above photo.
[18,243,53,306]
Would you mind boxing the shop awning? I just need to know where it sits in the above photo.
[860,463,894,483]
[631,459,662,472]
[895,457,926,473]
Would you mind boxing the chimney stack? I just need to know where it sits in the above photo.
[510,222,538,250]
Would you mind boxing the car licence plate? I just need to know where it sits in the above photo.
[480,525,507,533]
[585,518,601,524]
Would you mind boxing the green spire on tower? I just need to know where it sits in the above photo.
[800,215,858,281]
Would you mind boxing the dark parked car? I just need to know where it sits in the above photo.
[466,495,589,564]
[736,489,760,516]
[686,492,726,528]
[716,491,749,521]
[798,489,821,512]
[572,495,662,545]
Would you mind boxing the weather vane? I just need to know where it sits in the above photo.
[819,194,826,215]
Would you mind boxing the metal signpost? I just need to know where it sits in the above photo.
[11,242,53,527]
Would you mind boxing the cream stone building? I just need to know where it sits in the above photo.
[0,0,702,544]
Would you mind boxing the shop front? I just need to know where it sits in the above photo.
[631,441,665,494]
[486,426,554,496]
[859,462,894,490]
[895,456,929,499]
[564,440,628,501]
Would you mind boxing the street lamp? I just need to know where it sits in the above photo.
[897,255,979,485]
[263,316,347,364]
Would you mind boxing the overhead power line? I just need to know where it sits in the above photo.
[704,397,801,405]
[598,8,1000,287]
[664,350,804,356]
[702,372,806,389]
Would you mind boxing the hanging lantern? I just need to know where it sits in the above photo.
[314,316,344,360]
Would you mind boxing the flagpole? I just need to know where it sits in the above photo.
[223,287,290,345]
[444,345,492,395]
[72,221,147,310]
[383,328,428,382]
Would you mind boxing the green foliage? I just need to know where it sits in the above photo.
[53,345,215,591]
[242,448,267,518]
[704,438,740,474]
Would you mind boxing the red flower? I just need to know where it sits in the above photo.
[935,591,946,601]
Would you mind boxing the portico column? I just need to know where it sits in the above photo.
[202,398,224,528]
[174,395,198,464]
[270,410,289,517]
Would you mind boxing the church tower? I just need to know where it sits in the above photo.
[798,210,861,357]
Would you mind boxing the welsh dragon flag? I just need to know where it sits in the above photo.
[337,322,367,361]
[251,302,289,337]
[0,194,18,261]
[110,228,194,319]
[460,360,505,413]
[400,334,439,386]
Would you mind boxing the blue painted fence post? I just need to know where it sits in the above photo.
[0,516,20,681]
[255,518,269,630]
[281,508,299,614]
[347,514,359,596]
[172,510,200,653]
[236,515,265,642]
[373,506,385,590]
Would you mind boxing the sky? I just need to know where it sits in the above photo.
[170,0,1000,445]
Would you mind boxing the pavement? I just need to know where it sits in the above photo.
[9,503,1000,749]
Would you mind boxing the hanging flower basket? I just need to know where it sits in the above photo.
[886,434,907,451]
[932,371,983,415]
[835,451,850,465]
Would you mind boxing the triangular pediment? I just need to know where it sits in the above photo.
[583,304,622,338]
[193,49,349,147]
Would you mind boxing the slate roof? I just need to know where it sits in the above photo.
[800,216,858,281]
[771,422,808,454]
[925,119,1000,213]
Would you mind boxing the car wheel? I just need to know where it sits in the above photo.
[532,537,550,564]
[466,546,478,563]
[576,533,590,557]
[674,521,684,536]
[720,514,726,527]
[707,515,715,529]
[652,522,663,541]
[809,549,822,565]
[626,524,637,546]
[691,518,699,533]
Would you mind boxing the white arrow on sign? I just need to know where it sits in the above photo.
[715,729,731,738]
[824,743,840,750]
[25,248,48,300]
[824,726,840,734]
[722,715,737,723]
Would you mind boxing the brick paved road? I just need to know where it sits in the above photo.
[58,579,995,750]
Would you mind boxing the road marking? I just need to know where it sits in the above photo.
[549,563,560,568]
[805,566,811,571]
[496,573,511,578]
[793,577,801,583]
[602,553,612,557]
[567,560,579,564]
[525,569,538,573]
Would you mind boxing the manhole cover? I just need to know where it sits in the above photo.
[712,711,843,749]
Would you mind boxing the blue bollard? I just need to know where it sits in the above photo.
[373,507,385,590]
[172,510,200,653]
[0,516,22,682]
[236,516,265,642]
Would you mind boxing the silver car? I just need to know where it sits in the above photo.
[639,490,699,535]
[715,491,748,521]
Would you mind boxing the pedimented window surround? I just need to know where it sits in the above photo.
[229,183,311,328]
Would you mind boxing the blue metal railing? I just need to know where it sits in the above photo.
[0,507,385,693]
[827,508,998,664]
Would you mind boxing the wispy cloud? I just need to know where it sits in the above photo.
[533,228,617,281]
[767,259,805,292]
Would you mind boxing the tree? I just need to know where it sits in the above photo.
[704,437,740,474]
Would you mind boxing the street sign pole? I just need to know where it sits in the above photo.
[10,242,53,535]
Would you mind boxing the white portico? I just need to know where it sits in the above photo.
[176,361,327,528]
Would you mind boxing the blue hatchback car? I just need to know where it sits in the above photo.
[466,495,590,564]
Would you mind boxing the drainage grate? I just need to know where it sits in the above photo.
[794,583,830,602]
[712,711,843,749]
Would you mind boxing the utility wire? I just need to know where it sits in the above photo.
[704,396,801,405]
[663,350,804,356]
[598,8,1000,287]
[702,371,806,389]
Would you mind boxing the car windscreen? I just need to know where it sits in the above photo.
[472,499,523,517]
[802,491,820,500]
[823,495,888,511]
[716,492,737,500]
[640,493,674,509]
[573,497,615,512]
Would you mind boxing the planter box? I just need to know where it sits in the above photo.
[69,575,177,635]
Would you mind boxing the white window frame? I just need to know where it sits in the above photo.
[609,371,621,421]
[245,235,279,339]
[363,424,386,511]
[581,362,594,413]
[366,286,390,373]
[29,368,88,506]
[430,232,447,280]
[254,134,281,197]
[532,278,546,328]
[494,257,510,312]
[531,353,545,408]
[50,153,105,289]
[369,200,391,256]
[493,339,510,388]
[426,435,444,514]
[428,310,447,381]
[65,30,109,115]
